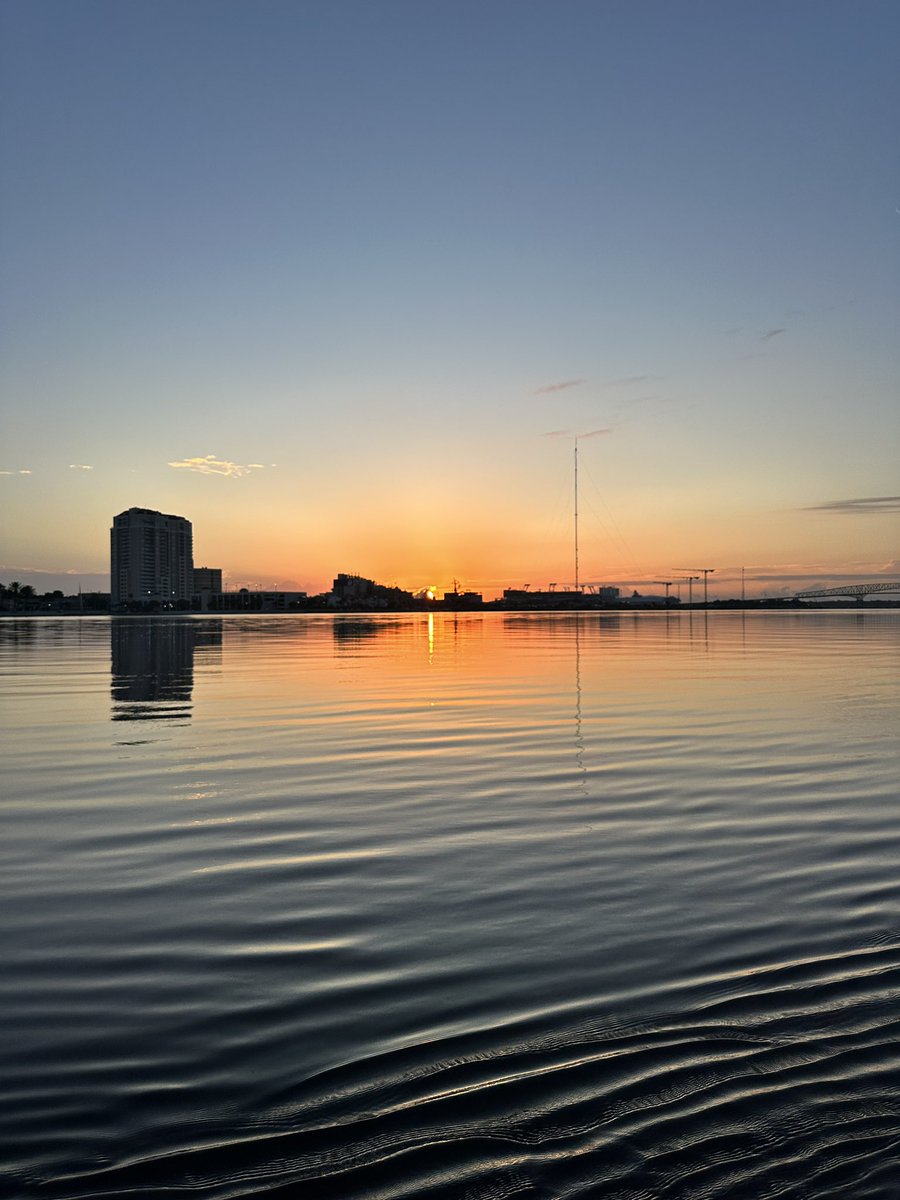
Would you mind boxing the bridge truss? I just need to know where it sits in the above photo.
[794,582,900,602]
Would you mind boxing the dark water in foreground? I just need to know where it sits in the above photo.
[2,611,899,1199]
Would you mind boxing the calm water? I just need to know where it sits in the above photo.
[2,611,899,1199]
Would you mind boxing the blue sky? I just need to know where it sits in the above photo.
[1,0,898,597]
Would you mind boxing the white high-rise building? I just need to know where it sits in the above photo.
[111,508,194,609]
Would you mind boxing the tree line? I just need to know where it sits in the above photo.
[1,581,59,607]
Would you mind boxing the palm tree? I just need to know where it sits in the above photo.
[6,581,31,610]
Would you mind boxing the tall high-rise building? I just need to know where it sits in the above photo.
[111,507,194,609]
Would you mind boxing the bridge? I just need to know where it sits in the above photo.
[794,581,900,604]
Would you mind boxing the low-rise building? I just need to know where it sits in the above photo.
[205,590,307,612]
[331,573,414,609]
[193,567,223,611]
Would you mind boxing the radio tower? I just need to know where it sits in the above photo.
[574,437,579,592]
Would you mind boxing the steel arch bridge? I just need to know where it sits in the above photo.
[794,581,900,603]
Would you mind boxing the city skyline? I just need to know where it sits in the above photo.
[3,497,898,605]
[2,2,898,600]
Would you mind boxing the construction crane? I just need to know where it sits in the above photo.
[676,568,715,606]
[676,573,700,605]
[654,580,674,603]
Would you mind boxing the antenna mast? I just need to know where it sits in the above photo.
[574,437,579,592]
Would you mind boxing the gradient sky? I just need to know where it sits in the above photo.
[2,0,898,598]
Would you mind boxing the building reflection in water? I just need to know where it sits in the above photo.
[111,618,222,721]
[331,616,413,649]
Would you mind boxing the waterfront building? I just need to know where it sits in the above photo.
[206,589,308,612]
[501,586,621,609]
[441,589,484,609]
[110,507,194,609]
[193,567,222,594]
[193,566,223,610]
[331,573,414,609]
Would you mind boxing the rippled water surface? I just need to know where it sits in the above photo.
[2,611,899,1199]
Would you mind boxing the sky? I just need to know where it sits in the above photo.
[1,0,898,599]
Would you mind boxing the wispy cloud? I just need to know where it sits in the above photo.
[804,496,900,516]
[0,469,31,475]
[168,455,267,478]
[760,327,786,341]
[534,379,584,395]
[542,427,612,440]
[749,571,897,584]
[535,375,656,396]
[69,464,93,471]
[0,565,91,576]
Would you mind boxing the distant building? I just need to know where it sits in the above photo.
[206,589,307,612]
[111,507,194,610]
[193,567,222,594]
[502,586,620,609]
[441,589,483,609]
[622,591,671,608]
[193,566,223,610]
[331,572,414,609]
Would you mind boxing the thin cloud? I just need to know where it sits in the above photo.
[534,379,584,395]
[760,328,786,341]
[749,571,898,584]
[804,496,900,516]
[610,375,654,386]
[0,565,88,576]
[0,469,31,475]
[541,427,612,440]
[168,455,266,478]
[69,464,93,471]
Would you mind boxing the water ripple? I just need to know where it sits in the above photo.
[20,936,900,1199]
[3,613,899,1199]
